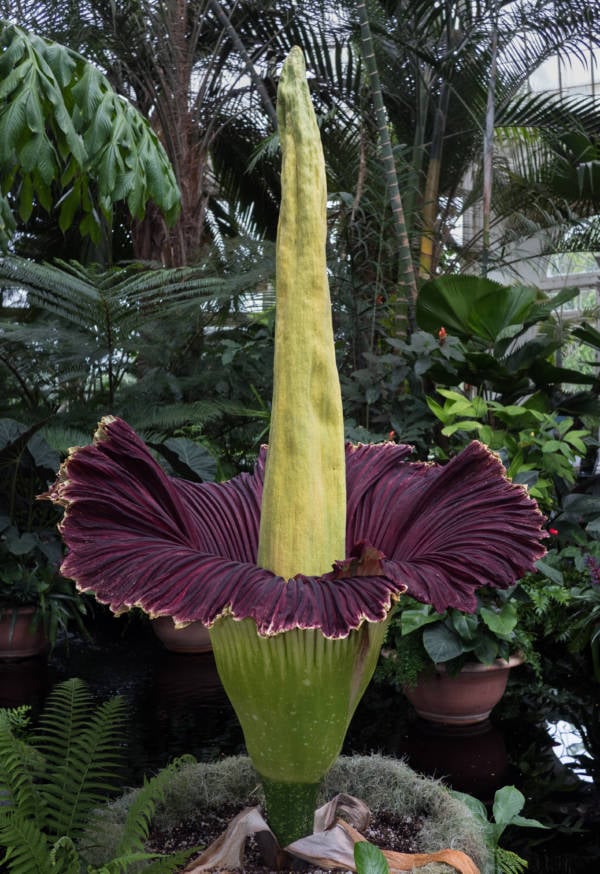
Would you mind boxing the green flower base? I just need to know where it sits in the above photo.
[260,777,321,846]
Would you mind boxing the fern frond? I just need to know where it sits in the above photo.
[0,720,45,826]
[127,399,266,434]
[93,848,197,874]
[496,846,529,874]
[48,836,79,874]
[34,681,127,840]
[0,812,51,874]
[115,757,195,857]
[135,848,199,874]
[32,678,94,766]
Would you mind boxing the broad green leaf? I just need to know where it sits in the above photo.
[449,789,488,825]
[436,388,469,403]
[0,59,32,100]
[492,786,526,829]
[0,21,180,245]
[510,814,548,829]
[158,438,218,483]
[27,432,60,473]
[25,88,44,133]
[18,173,34,221]
[1,91,29,147]
[417,275,538,344]
[449,611,478,641]
[425,396,447,423]
[0,418,27,449]
[441,420,484,436]
[58,185,82,233]
[541,439,563,453]
[472,634,501,664]
[423,623,465,662]
[354,841,389,874]
[480,602,518,636]
[4,529,38,555]
[400,604,442,635]
[534,560,564,584]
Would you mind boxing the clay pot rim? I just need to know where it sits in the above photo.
[0,604,38,615]
[435,654,524,674]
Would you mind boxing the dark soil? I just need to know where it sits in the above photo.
[147,802,425,872]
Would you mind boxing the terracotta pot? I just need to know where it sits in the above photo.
[403,655,523,725]
[0,606,48,659]
[151,616,212,653]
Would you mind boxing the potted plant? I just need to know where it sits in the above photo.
[0,420,89,657]
[378,585,538,724]
[151,615,212,653]
[0,525,88,657]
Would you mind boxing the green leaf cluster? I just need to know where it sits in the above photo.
[0,21,180,248]
[427,389,590,512]
[0,678,198,874]
[451,785,546,874]
[379,587,541,686]
[0,418,88,645]
[0,255,272,474]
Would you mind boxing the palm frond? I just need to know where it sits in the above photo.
[127,398,267,436]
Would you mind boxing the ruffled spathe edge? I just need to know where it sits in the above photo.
[40,417,546,637]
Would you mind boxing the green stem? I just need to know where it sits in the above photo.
[261,777,321,847]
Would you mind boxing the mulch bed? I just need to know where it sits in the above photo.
[147,802,425,872]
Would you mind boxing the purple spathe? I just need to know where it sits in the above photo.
[43,417,546,639]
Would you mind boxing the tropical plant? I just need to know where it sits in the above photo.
[0,255,271,470]
[0,20,180,254]
[562,556,600,681]
[0,419,87,646]
[356,0,600,281]
[0,547,87,647]
[415,274,600,411]
[451,785,547,874]
[379,586,539,689]
[0,677,199,874]
[4,0,287,264]
[49,0,281,265]
[426,387,591,512]
[41,49,546,851]
[336,262,600,442]
[354,839,389,874]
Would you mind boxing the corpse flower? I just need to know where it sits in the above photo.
[43,48,546,848]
